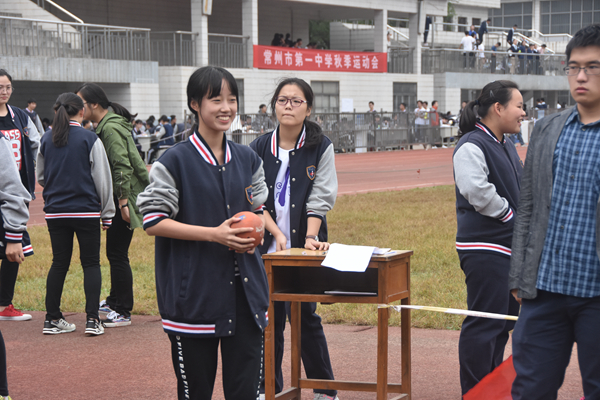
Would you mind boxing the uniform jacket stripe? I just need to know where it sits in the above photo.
[5,233,22,240]
[45,212,101,219]
[500,208,514,222]
[143,212,169,223]
[69,121,82,127]
[190,134,216,165]
[162,319,216,334]
[22,245,33,254]
[475,122,501,144]
[456,241,512,256]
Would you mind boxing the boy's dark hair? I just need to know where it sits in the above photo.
[159,115,170,123]
[27,98,36,104]
[566,24,600,61]
[369,101,374,105]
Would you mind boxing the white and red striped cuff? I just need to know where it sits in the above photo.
[143,212,169,228]
[500,208,514,223]
[102,219,112,227]
[5,232,23,243]
[253,204,265,213]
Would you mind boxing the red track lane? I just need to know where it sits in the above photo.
[27,147,528,227]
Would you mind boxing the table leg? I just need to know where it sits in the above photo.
[289,301,301,398]
[377,305,389,399]
[401,296,412,398]
[265,261,276,400]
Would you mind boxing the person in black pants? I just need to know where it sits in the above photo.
[0,98,33,400]
[38,93,115,336]
[77,83,150,328]
[0,69,39,322]
[453,81,524,395]
[250,78,339,400]
[138,66,269,400]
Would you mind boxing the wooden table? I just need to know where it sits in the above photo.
[262,248,412,400]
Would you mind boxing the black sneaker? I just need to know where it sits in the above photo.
[85,319,105,336]
[43,318,76,335]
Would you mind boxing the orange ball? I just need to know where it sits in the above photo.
[231,211,264,248]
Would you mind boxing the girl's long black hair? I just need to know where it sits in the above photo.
[51,93,84,147]
[458,80,520,137]
[186,66,239,135]
[270,78,323,148]
[76,82,136,122]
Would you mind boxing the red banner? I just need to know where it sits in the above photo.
[253,45,387,73]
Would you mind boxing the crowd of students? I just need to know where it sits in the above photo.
[0,66,340,400]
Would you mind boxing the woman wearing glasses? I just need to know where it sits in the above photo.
[0,69,39,322]
[250,78,339,400]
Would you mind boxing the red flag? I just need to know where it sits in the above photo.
[463,356,516,400]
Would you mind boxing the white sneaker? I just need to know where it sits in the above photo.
[43,318,76,334]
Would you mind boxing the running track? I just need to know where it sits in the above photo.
[28,147,528,226]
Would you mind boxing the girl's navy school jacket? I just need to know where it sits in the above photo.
[137,132,269,338]
[453,122,523,257]
[249,125,337,251]
[36,122,115,226]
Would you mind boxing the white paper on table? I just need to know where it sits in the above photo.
[373,247,391,255]
[321,243,376,272]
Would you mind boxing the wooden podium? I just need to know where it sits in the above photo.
[262,248,412,400]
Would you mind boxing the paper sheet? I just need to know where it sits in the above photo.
[321,243,376,272]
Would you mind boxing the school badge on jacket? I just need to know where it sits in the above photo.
[307,165,316,180]
[245,186,253,204]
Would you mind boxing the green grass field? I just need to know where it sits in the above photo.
[17,185,466,330]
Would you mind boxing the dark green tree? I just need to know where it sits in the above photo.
[309,20,330,49]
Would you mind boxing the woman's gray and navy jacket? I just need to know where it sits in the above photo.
[6,105,40,199]
[137,132,269,338]
[37,122,115,226]
[453,122,523,257]
[249,125,337,251]
[0,133,32,257]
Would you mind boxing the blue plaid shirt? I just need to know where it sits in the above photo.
[537,108,600,298]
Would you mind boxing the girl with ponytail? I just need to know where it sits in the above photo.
[249,77,339,398]
[37,92,114,336]
[453,80,525,395]
[76,83,149,328]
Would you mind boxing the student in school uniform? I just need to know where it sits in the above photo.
[250,77,339,400]
[37,93,115,336]
[453,80,525,395]
[0,69,39,322]
[137,66,269,400]
[0,108,32,400]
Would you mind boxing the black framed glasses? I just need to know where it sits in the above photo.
[563,66,600,76]
[276,97,307,107]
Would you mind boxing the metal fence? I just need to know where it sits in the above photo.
[388,48,413,73]
[151,32,196,66]
[0,15,151,60]
[208,33,248,68]
[225,112,454,153]
[422,48,567,75]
